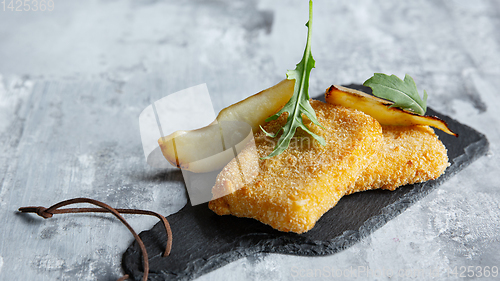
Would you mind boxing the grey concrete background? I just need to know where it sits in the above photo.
[0,0,499,280]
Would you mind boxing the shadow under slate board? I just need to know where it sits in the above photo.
[122,85,489,281]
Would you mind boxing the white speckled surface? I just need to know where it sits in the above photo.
[0,0,499,280]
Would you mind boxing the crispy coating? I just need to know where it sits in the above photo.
[347,125,449,194]
[209,101,383,233]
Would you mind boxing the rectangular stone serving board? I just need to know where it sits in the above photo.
[122,86,489,281]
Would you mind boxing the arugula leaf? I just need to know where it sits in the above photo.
[363,73,428,115]
[260,0,325,159]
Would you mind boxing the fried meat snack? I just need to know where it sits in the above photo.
[209,101,383,233]
[347,125,449,194]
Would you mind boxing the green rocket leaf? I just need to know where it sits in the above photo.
[363,73,428,115]
[260,0,325,159]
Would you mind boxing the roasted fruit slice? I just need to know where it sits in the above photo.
[325,85,457,136]
[158,79,295,172]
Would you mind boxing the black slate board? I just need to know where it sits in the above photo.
[122,86,489,281]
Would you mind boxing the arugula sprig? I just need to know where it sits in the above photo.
[260,0,325,159]
[363,73,428,115]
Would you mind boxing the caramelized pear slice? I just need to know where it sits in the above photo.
[215,79,295,132]
[158,79,295,172]
[325,85,457,136]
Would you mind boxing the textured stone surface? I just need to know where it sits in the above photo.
[1,0,499,280]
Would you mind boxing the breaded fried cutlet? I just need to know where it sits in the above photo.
[347,125,449,195]
[209,100,383,233]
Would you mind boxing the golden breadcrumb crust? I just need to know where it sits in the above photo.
[209,100,383,233]
[347,125,449,194]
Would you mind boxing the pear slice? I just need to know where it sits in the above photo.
[215,79,295,132]
[325,85,457,136]
[158,79,295,172]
